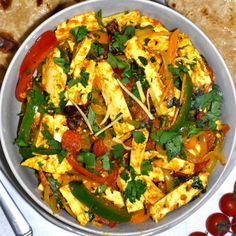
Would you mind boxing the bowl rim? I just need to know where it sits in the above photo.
[1,0,236,235]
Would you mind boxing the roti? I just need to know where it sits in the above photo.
[0,0,82,82]
[168,0,236,84]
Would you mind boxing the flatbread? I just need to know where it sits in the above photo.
[168,0,236,85]
[0,0,82,82]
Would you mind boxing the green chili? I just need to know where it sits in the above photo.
[70,182,131,222]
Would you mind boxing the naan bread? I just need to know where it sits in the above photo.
[168,0,236,84]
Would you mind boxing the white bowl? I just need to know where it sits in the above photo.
[1,0,236,235]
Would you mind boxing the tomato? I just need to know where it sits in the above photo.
[205,213,230,236]
[231,217,236,233]
[204,130,216,151]
[15,31,58,101]
[95,214,117,228]
[61,130,81,153]
[194,160,209,173]
[189,232,206,236]
[93,139,107,157]
[219,193,236,217]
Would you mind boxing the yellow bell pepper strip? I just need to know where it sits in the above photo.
[169,73,193,131]
[70,182,132,223]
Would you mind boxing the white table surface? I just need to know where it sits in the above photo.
[0,147,235,236]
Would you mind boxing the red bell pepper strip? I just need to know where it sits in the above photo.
[15,31,58,102]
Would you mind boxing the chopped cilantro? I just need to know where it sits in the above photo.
[173,176,188,188]
[53,57,70,73]
[124,179,147,203]
[96,9,105,28]
[144,38,150,46]
[187,124,202,138]
[112,144,124,160]
[122,25,135,38]
[151,130,178,145]
[192,85,222,130]
[138,56,148,66]
[151,130,185,161]
[80,69,90,87]
[48,176,62,207]
[107,53,129,70]
[150,56,156,63]
[165,135,184,161]
[58,149,67,163]
[42,124,61,150]
[111,32,129,52]
[70,26,88,43]
[133,131,146,144]
[98,184,107,194]
[99,153,110,171]
[141,160,153,176]
[91,42,105,57]
[120,170,130,182]
[191,176,204,190]
[87,105,100,133]
[37,161,44,169]
[67,78,80,88]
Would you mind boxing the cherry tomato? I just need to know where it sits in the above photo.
[219,193,236,217]
[61,130,81,153]
[189,232,206,236]
[15,31,58,101]
[205,212,230,236]
[231,217,236,233]
[93,139,107,157]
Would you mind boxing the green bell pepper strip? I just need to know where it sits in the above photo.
[70,182,132,223]
[169,73,193,131]
[16,96,38,147]
[19,146,61,159]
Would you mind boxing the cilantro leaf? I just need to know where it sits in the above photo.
[120,170,130,182]
[141,160,153,176]
[80,69,89,87]
[112,144,124,160]
[48,176,62,206]
[42,124,61,150]
[96,9,105,28]
[187,124,202,138]
[70,26,88,43]
[133,131,146,144]
[107,53,129,70]
[58,149,68,163]
[124,179,147,203]
[191,176,204,190]
[98,184,107,194]
[67,78,80,88]
[91,42,105,57]
[192,85,223,130]
[122,25,135,38]
[87,105,100,133]
[138,56,148,66]
[54,57,70,73]
[151,130,185,161]
[111,32,129,52]
[165,135,184,161]
[151,130,178,145]
[99,153,110,170]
